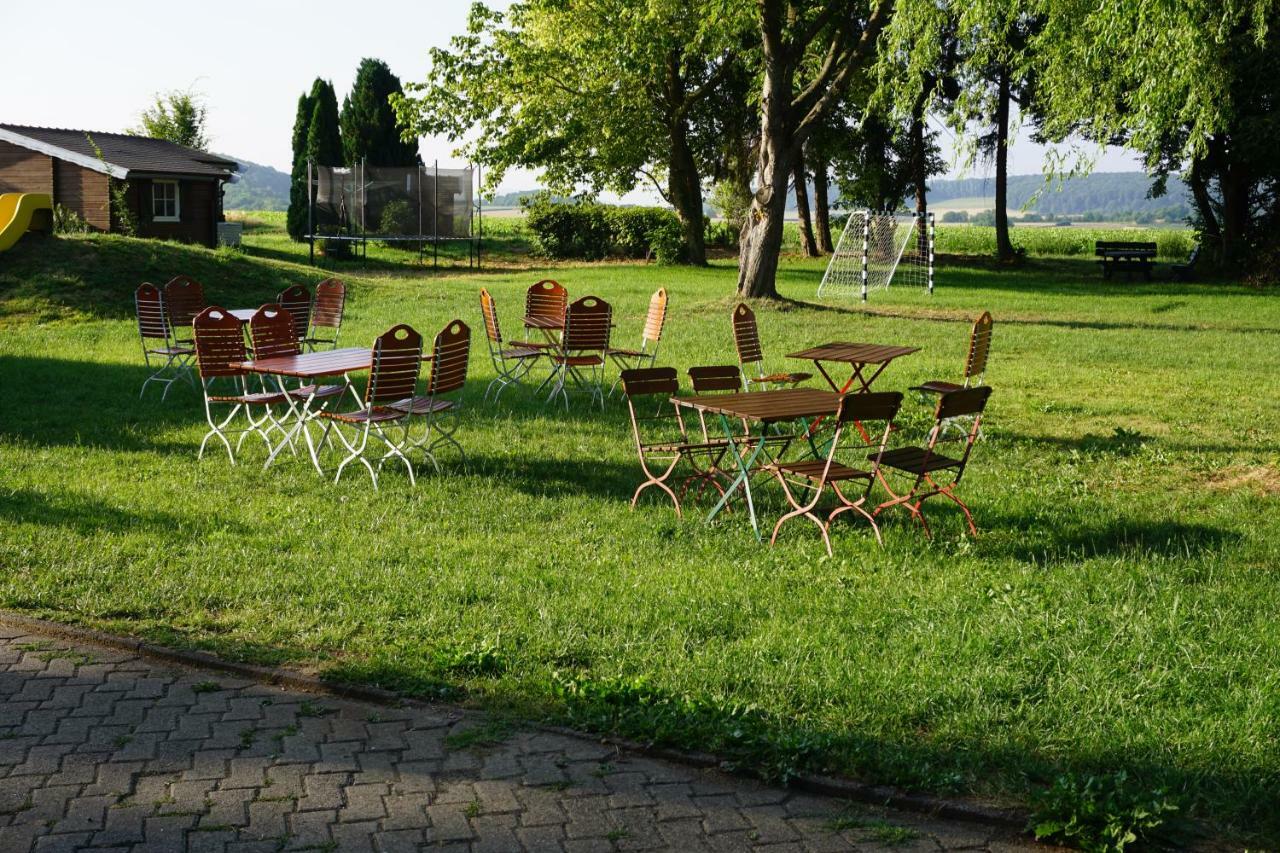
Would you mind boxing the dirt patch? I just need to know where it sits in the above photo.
[1206,465,1280,496]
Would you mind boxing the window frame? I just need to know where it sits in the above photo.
[151,180,180,222]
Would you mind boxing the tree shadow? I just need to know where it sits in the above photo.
[0,487,245,537]
[975,514,1241,565]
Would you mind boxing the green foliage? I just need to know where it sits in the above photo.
[1030,771,1179,852]
[646,217,686,265]
[340,58,419,167]
[708,181,752,235]
[52,205,89,235]
[306,79,344,167]
[522,194,681,261]
[224,159,289,212]
[378,199,416,237]
[287,90,315,240]
[133,89,209,150]
[940,210,969,223]
[934,224,1193,259]
[85,135,137,237]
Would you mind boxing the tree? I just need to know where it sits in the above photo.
[737,0,894,298]
[793,147,820,256]
[306,79,344,168]
[394,1,750,266]
[341,58,420,166]
[286,90,315,240]
[134,89,209,150]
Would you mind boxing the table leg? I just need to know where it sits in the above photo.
[263,376,315,472]
[705,413,768,541]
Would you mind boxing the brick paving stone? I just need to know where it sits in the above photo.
[0,622,1044,853]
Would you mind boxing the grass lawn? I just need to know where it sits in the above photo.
[1,220,1277,845]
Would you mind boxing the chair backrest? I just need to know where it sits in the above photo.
[367,324,424,406]
[836,391,903,426]
[525,279,567,326]
[562,295,611,352]
[249,304,301,361]
[641,288,668,348]
[426,319,471,396]
[621,366,678,399]
[277,284,312,342]
[963,311,993,384]
[193,306,248,380]
[688,365,741,393]
[732,303,764,366]
[311,278,346,331]
[164,275,206,331]
[135,283,170,342]
[936,385,991,422]
[479,288,503,344]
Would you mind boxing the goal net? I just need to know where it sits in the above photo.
[818,210,934,301]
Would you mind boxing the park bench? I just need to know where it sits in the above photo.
[1172,245,1200,282]
[1095,240,1157,280]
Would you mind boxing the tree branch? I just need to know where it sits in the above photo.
[638,167,672,204]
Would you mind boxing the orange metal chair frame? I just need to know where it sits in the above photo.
[912,311,993,395]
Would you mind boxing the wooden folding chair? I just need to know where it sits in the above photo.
[276,284,312,344]
[304,278,346,351]
[389,319,472,472]
[732,303,812,390]
[608,287,668,392]
[164,275,206,345]
[767,392,903,555]
[192,306,290,464]
[479,288,543,402]
[912,311,993,395]
[873,386,992,537]
[621,367,732,517]
[135,283,195,400]
[317,324,423,488]
[520,279,568,349]
[546,295,611,409]
[248,303,347,404]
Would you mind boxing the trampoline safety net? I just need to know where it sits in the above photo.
[310,163,473,239]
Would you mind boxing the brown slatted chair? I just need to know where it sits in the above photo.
[621,367,732,517]
[872,386,992,537]
[546,295,611,409]
[767,392,903,555]
[912,311,993,395]
[390,319,472,472]
[248,303,346,412]
[518,279,568,349]
[192,306,290,464]
[164,275,206,344]
[732,303,812,390]
[317,324,423,488]
[135,283,195,400]
[479,288,543,402]
[304,278,346,351]
[276,284,313,344]
[607,287,668,391]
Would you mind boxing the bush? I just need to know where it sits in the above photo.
[1030,771,1179,852]
[377,199,417,249]
[941,210,970,223]
[970,209,998,227]
[522,192,683,261]
[52,205,90,235]
[705,219,739,248]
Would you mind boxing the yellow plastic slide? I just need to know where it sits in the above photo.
[0,192,54,252]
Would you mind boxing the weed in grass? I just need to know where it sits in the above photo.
[113,735,132,749]
[15,642,51,652]
[606,827,630,842]
[591,763,615,778]
[36,649,94,665]
[464,799,482,819]
[239,728,256,749]
[192,680,221,693]
[1030,771,1179,852]
[297,700,335,718]
[445,720,514,751]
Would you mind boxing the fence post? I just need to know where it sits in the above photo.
[860,211,870,302]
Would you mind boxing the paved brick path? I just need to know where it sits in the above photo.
[0,622,1040,852]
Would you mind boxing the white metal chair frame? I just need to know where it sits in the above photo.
[479,289,542,402]
[135,283,196,400]
[607,287,668,394]
[546,296,612,410]
[304,278,346,351]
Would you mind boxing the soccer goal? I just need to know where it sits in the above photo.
[818,210,935,301]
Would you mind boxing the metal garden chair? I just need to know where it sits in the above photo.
[546,295,612,409]
[163,275,206,345]
[607,287,668,391]
[248,303,347,405]
[911,311,993,396]
[767,391,903,554]
[192,306,290,465]
[521,279,568,349]
[732,303,812,391]
[479,288,543,402]
[388,319,472,472]
[135,283,195,400]
[276,284,312,345]
[872,386,992,537]
[304,278,346,351]
[316,324,423,488]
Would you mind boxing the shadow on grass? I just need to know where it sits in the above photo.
[0,487,246,537]
[976,515,1241,564]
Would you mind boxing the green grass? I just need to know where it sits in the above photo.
[1,222,1277,845]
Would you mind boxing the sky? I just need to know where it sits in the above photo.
[7,0,1142,199]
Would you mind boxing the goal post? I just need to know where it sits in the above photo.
[818,209,935,301]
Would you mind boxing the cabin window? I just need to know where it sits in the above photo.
[152,181,180,222]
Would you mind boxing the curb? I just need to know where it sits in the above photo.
[1,610,1027,832]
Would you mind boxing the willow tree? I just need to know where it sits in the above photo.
[737,0,894,298]
[395,1,748,266]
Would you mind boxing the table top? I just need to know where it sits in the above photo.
[228,309,257,323]
[787,342,921,364]
[671,388,842,424]
[235,347,370,378]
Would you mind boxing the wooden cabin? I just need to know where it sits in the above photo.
[0,124,237,248]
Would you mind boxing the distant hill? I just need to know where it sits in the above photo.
[923,171,1190,219]
[222,157,290,211]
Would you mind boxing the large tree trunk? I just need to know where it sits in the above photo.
[994,67,1015,262]
[793,148,819,257]
[738,119,793,298]
[1218,149,1250,270]
[668,119,707,266]
[812,153,834,252]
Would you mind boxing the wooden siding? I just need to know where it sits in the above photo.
[0,140,53,196]
[53,159,111,230]
[131,178,220,248]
